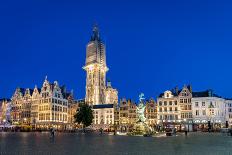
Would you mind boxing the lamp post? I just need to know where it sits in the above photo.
[183,119,187,132]
[33,118,36,130]
[24,118,27,125]
[3,119,6,131]
[207,115,212,133]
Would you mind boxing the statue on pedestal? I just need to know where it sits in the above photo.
[137,93,146,123]
[128,93,152,136]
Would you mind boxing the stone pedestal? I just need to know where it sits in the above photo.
[129,121,152,136]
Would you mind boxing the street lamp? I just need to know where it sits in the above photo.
[3,119,6,130]
[183,119,187,131]
[24,118,27,125]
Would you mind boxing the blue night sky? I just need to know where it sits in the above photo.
[0,0,231,101]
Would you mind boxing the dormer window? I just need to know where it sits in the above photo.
[164,91,173,98]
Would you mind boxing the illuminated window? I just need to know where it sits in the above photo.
[202,110,206,115]
[164,107,167,112]
[164,101,167,106]
[202,102,205,106]
[175,115,178,120]
[196,110,199,116]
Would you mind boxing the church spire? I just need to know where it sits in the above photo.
[45,75,48,81]
[90,24,100,41]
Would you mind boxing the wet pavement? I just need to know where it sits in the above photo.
[0,132,231,155]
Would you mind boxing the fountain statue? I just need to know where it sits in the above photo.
[137,93,146,123]
[128,93,152,136]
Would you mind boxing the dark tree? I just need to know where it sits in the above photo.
[74,103,93,131]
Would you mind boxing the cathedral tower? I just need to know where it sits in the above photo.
[83,25,108,105]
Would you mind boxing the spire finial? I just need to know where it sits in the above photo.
[71,89,74,95]
[91,23,100,41]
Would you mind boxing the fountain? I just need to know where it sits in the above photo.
[128,93,152,136]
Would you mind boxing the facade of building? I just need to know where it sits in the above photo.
[92,104,115,129]
[105,80,118,105]
[11,88,33,125]
[0,99,11,125]
[30,86,41,128]
[178,86,193,131]
[145,99,157,126]
[157,90,181,130]
[117,98,157,132]
[67,99,83,129]
[114,105,120,125]
[118,99,137,131]
[192,90,227,130]
[83,25,118,129]
[68,99,82,124]
[225,99,232,127]
[11,77,73,130]
[157,85,193,131]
